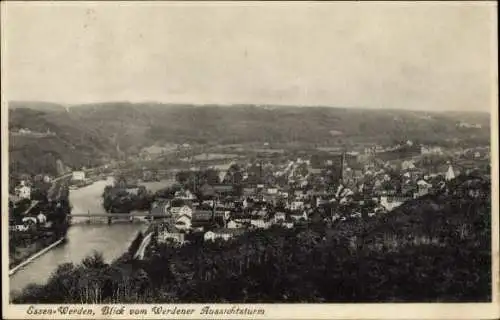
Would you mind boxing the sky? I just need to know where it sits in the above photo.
[3,1,497,112]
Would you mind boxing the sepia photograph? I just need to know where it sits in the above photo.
[1,1,498,319]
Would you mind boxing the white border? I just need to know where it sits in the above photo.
[1,1,499,319]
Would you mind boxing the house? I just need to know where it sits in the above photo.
[22,216,38,226]
[414,180,432,198]
[126,187,140,196]
[316,197,330,207]
[150,200,171,216]
[243,187,257,197]
[251,207,268,219]
[72,171,86,181]
[36,213,47,224]
[169,199,192,216]
[199,183,216,198]
[379,196,411,211]
[401,160,416,171]
[267,187,278,195]
[174,189,196,200]
[309,168,322,175]
[213,185,235,197]
[158,226,186,244]
[294,190,305,199]
[274,211,287,223]
[174,214,192,231]
[290,201,304,211]
[282,221,294,229]
[13,224,29,232]
[17,183,31,200]
[190,210,216,230]
[9,194,22,206]
[290,211,308,222]
[227,220,244,229]
[421,146,443,155]
[204,228,244,242]
[192,210,214,221]
[279,191,289,199]
[262,194,278,204]
[170,204,193,218]
[250,219,271,229]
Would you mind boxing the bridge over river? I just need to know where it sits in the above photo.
[9,161,233,296]
[9,179,175,295]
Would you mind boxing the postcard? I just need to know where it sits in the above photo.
[2,1,498,319]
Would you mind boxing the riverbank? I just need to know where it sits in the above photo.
[9,223,148,294]
[9,237,65,276]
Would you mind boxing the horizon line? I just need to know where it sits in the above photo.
[7,100,492,114]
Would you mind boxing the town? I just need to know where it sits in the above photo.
[9,137,491,266]
[132,140,491,252]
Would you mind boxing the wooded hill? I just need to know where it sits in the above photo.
[9,101,490,176]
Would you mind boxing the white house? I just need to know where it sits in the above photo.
[158,229,186,244]
[282,221,294,229]
[401,160,416,171]
[379,196,411,211]
[22,216,38,226]
[171,205,193,218]
[72,171,86,181]
[267,187,278,195]
[36,213,47,224]
[414,180,432,198]
[250,219,271,229]
[421,146,443,155]
[204,229,243,242]
[227,220,244,229]
[174,215,192,231]
[17,184,31,200]
[174,189,196,200]
[290,201,304,211]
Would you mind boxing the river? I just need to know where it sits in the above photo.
[9,178,175,295]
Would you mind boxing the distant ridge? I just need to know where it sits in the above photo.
[8,100,492,116]
[8,100,490,177]
[8,101,67,113]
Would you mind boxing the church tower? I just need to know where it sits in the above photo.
[445,164,455,181]
[340,151,346,184]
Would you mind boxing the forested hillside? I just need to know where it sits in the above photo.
[8,101,491,176]
[12,175,491,303]
[9,107,116,177]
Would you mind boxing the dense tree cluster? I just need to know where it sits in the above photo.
[102,185,153,213]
